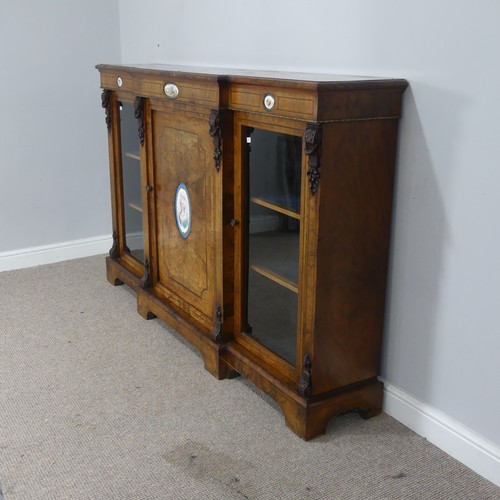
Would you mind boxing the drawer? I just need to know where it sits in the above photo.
[100,70,135,93]
[100,69,219,107]
[229,83,318,120]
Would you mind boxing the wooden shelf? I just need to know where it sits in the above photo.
[127,202,143,213]
[251,197,300,220]
[250,264,298,293]
[125,152,141,161]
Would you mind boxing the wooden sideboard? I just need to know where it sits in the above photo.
[97,63,407,440]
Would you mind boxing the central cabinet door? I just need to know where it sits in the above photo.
[150,102,220,329]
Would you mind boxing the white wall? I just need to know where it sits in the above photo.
[1,0,497,484]
[0,1,121,263]
[118,0,500,480]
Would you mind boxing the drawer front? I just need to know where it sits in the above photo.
[100,70,219,107]
[229,83,318,120]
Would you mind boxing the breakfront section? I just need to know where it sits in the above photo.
[98,64,407,440]
[98,65,226,377]
[219,75,407,439]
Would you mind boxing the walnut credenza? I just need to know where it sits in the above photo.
[97,63,407,440]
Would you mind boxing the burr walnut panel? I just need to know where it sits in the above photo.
[151,108,216,325]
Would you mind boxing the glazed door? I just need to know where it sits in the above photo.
[234,115,306,375]
[108,96,147,277]
[119,101,146,264]
[149,103,221,330]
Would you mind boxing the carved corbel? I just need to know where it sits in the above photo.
[134,96,145,146]
[304,123,322,195]
[296,354,312,398]
[139,258,151,289]
[210,305,224,344]
[209,109,222,171]
[101,89,112,132]
[109,230,119,259]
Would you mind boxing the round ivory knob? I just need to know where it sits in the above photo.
[164,83,179,99]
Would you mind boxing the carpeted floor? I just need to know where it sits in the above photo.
[0,256,498,499]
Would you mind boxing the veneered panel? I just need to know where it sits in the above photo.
[152,109,216,323]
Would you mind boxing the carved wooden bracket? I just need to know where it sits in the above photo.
[296,354,312,398]
[134,96,145,146]
[139,257,152,289]
[101,90,112,132]
[109,230,119,259]
[304,123,322,195]
[209,109,222,171]
[210,305,224,344]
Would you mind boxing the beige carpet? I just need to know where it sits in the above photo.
[0,256,498,499]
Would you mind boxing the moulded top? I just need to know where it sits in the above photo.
[96,63,408,90]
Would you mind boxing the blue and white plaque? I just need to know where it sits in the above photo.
[174,183,191,238]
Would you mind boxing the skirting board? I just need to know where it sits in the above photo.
[383,382,500,487]
[0,235,112,272]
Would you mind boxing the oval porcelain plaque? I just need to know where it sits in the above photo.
[174,183,191,238]
[263,94,275,110]
[164,83,179,99]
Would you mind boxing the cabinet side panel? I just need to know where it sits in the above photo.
[313,119,400,395]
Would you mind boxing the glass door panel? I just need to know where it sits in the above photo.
[120,102,144,264]
[244,127,302,366]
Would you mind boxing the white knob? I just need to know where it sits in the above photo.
[164,83,179,99]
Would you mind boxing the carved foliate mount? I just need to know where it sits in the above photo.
[296,354,312,398]
[139,258,152,289]
[134,96,145,146]
[210,305,224,344]
[101,89,112,132]
[209,109,222,171]
[304,123,323,195]
[109,230,119,259]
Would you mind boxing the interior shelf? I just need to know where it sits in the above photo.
[127,201,143,213]
[250,264,298,293]
[251,197,300,220]
[125,152,141,161]
[249,229,299,292]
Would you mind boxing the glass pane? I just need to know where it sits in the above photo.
[120,102,144,263]
[245,127,302,366]
[247,270,298,366]
[249,129,302,214]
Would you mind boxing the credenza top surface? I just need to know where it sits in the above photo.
[96,63,408,90]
